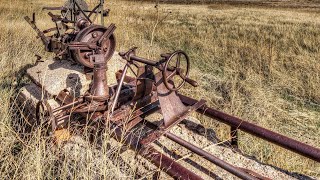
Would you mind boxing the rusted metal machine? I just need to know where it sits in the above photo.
[24,0,115,68]
[25,1,320,179]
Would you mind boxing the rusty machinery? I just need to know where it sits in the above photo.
[25,1,320,179]
[25,0,115,68]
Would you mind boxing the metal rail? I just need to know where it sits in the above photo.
[111,124,204,180]
[165,132,263,180]
[144,121,267,179]
[179,94,320,162]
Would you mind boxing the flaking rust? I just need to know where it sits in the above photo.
[23,0,320,179]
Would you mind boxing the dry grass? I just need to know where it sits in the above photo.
[0,0,319,179]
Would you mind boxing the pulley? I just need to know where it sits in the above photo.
[71,25,116,68]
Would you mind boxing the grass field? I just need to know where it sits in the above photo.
[0,0,319,179]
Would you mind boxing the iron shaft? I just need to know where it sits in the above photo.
[179,94,320,162]
[165,132,260,180]
[111,125,203,180]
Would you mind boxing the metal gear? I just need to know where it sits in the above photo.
[35,100,57,134]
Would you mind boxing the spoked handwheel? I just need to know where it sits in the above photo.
[36,100,57,134]
[163,50,190,91]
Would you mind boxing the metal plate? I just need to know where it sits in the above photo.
[154,72,188,127]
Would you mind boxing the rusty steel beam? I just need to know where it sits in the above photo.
[165,132,266,180]
[111,125,204,180]
[179,94,320,163]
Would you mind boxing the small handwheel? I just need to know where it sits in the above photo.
[36,100,57,133]
[163,50,190,91]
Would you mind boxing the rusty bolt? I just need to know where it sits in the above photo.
[92,32,98,38]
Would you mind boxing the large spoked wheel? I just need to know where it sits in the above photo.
[36,100,56,134]
[72,25,116,68]
[163,50,190,91]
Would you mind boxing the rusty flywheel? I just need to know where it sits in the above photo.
[72,25,116,68]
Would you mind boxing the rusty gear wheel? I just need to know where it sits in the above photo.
[36,100,57,134]
[72,25,116,68]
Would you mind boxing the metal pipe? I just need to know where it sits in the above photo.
[111,64,129,114]
[87,4,101,19]
[165,132,260,180]
[55,115,70,122]
[129,55,158,66]
[111,124,203,180]
[179,94,320,162]
[43,7,67,11]
[53,98,83,113]
[142,147,203,180]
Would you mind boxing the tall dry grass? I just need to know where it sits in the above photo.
[0,0,319,179]
[110,1,320,176]
[0,0,138,179]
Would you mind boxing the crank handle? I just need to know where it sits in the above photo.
[185,77,198,87]
[178,71,198,87]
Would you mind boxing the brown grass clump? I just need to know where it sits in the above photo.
[0,0,319,179]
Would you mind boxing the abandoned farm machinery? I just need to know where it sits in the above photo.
[21,0,320,179]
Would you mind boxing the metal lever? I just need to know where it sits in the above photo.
[24,16,50,50]
[110,64,129,115]
[185,77,198,87]
[178,70,198,87]
[160,53,171,59]
[98,23,116,46]
[43,7,67,11]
